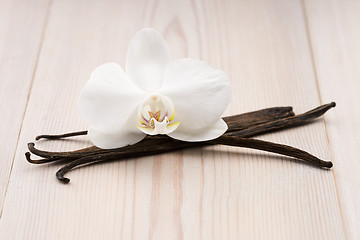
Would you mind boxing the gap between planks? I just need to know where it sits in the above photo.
[0,0,54,217]
[300,0,346,237]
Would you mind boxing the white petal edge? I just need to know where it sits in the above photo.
[78,62,145,131]
[88,109,146,149]
[126,28,170,91]
[168,118,227,141]
[160,58,231,132]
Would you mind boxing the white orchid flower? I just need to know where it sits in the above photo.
[78,28,231,149]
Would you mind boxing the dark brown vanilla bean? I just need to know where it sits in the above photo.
[223,106,294,132]
[28,106,295,159]
[55,136,332,183]
[26,103,336,183]
[27,142,99,159]
[36,130,88,140]
[227,102,336,137]
[25,152,62,164]
[213,136,332,168]
[27,103,332,160]
[35,106,295,141]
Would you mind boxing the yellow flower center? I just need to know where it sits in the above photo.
[136,94,179,135]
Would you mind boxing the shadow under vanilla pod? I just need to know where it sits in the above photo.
[26,102,335,184]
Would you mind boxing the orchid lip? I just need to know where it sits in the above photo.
[137,116,180,135]
[136,93,179,135]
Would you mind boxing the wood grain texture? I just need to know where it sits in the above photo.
[0,0,348,239]
[304,0,360,239]
[0,0,51,211]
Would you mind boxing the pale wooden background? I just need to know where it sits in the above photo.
[0,0,359,239]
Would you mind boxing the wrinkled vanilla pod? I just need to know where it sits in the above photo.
[26,102,335,183]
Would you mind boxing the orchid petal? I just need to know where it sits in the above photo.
[88,109,146,149]
[126,28,170,91]
[78,62,145,131]
[160,58,231,136]
[168,119,227,141]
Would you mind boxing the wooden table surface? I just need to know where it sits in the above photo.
[0,0,359,239]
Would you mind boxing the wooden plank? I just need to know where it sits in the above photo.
[303,0,360,239]
[0,0,345,239]
[0,0,51,211]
